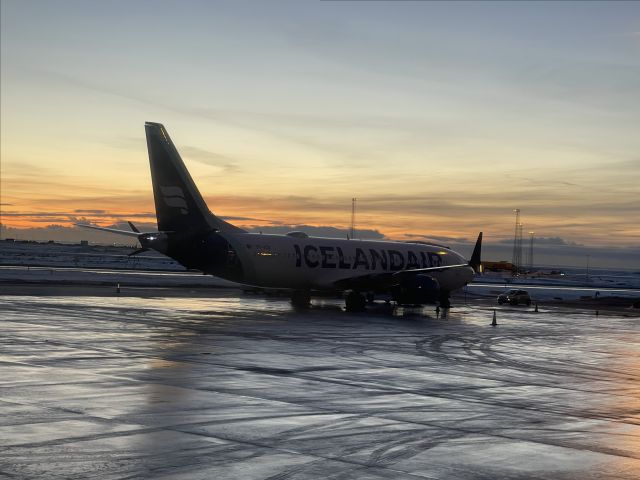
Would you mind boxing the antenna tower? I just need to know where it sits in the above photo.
[350,198,357,240]
[517,223,523,273]
[527,231,535,271]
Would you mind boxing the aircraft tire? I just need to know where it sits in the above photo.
[345,291,366,312]
[291,290,311,309]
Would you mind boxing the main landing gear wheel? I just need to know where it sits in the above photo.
[290,290,311,309]
[345,291,366,312]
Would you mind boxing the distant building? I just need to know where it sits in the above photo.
[482,261,514,272]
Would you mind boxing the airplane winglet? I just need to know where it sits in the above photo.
[469,232,483,273]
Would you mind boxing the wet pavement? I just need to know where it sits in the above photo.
[1,290,639,479]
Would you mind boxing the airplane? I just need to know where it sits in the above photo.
[79,122,482,311]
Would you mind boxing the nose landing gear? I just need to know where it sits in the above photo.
[345,291,367,312]
[438,292,451,309]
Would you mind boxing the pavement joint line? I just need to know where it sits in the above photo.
[3,343,640,427]
[6,371,639,463]
[1,416,443,480]
[162,424,444,480]
[14,375,639,462]
[3,344,639,401]
[48,353,635,428]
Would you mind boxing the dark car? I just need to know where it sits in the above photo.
[497,289,531,306]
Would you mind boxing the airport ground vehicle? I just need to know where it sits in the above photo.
[497,289,532,306]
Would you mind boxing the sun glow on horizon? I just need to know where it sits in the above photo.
[1,1,638,257]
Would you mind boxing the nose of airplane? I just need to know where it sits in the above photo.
[462,265,476,285]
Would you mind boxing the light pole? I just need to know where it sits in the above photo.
[512,209,521,275]
[528,231,535,272]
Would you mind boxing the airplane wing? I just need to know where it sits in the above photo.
[332,264,471,291]
[332,232,482,292]
[393,264,470,276]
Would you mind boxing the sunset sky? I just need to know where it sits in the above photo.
[1,1,639,266]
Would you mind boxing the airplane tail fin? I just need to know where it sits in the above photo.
[144,122,244,235]
[469,232,483,274]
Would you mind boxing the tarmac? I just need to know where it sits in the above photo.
[1,286,639,479]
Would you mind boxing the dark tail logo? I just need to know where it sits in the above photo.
[159,185,189,215]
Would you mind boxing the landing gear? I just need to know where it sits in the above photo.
[345,291,366,312]
[438,292,451,309]
[290,290,311,309]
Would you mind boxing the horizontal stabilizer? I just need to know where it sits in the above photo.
[127,221,140,233]
[76,223,140,238]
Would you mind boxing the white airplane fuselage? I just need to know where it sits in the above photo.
[226,232,475,291]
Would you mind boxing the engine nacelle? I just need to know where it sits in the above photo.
[392,274,440,305]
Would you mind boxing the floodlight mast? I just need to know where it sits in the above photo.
[511,209,521,275]
[527,231,535,271]
[350,198,357,240]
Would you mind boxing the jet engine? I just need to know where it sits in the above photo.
[391,274,440,305]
